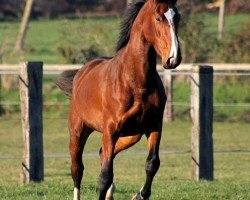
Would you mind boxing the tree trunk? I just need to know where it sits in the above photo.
[218,0,225,40]
[14,0,35,53]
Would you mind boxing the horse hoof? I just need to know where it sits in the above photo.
[131,193,149,200]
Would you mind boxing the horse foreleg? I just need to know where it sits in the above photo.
[132,131,161,200]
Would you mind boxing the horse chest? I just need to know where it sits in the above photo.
[118,91,162,134]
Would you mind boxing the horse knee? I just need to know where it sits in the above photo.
[145,154,160,177]
[70,149,84,174]
[71,161,84,174]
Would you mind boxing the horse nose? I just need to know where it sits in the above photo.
[164,55,182,69]
[167,57,176,68]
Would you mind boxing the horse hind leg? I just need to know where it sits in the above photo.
[69,115,93,200]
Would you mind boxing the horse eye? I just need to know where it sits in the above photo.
[156,17,162,22]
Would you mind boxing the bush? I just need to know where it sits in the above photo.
[56,44,103,64]
[218,22,250,63]
[179,13,216,63]
[179,13,249,63]
[55,19,114,64]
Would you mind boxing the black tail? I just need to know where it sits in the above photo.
[54,70,79,98]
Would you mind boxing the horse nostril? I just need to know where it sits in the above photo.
[165,56,182,69]
[167,57,174,68]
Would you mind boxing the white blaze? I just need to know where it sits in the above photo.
[164,8,179,64]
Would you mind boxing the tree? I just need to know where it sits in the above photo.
[14,0,35,53]
[207,0,225,40]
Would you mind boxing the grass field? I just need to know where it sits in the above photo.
[0,13,249,63]
[0,118,249,199]
[0,13,249,199]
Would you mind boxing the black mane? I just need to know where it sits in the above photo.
[116,0,146,52]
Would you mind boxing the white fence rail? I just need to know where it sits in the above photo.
[0,63,250,75]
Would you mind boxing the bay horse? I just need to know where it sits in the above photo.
[56,0,182,199]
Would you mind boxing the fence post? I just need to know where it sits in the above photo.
[162,71,174,122]
[190,65,214,181]
[19,62,44,183]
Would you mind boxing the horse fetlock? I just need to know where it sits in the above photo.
[105,183,116,200]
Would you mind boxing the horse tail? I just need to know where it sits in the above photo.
[55,69,79,98]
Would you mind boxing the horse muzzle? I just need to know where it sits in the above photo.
[163,50,182,69]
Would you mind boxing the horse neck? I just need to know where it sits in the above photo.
[121,26,156,97]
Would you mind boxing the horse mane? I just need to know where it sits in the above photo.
[116,0,146,52]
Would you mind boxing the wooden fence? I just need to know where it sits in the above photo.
[1,63,250,121]
[1,62,250,183]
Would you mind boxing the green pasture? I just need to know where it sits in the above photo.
[0,13,249,199]
[0,118,249,199]
[0,13,249,63]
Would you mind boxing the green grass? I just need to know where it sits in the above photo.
[0,179,249,199]
[0,13,249,63]
[0,118,249,199]
[173,77,250,121]
[202,13,249,37]
[0,14,249,199]
[0,17,120,63]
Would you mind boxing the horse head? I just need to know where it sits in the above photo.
[143,0,182,69]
